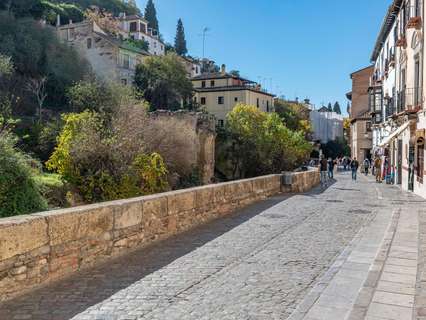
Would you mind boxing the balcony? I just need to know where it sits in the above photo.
[396,36,407,48]
[389,54,396,68]
[396,87,422,114]
[407,4,422,29]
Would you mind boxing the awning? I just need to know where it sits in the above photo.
[379,122,410,147]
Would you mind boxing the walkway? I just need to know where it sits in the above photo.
[289,175,424,320]
[0,172,421,319]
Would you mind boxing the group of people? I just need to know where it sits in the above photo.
[314,155,386,188]
[317,156,360,187]
[360,156,386,183]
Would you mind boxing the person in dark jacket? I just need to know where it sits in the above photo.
[351,158,359,181]
[327,158,335,179]
[319,155,328,187]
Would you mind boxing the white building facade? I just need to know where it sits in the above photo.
[369,0,424,196]
[118,14,165,56]
[310,109,344,144]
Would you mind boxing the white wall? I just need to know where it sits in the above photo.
[310,111,344,143]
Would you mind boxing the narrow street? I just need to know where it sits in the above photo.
[0,172,423,320]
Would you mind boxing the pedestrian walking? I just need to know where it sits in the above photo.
[319,155,328,187]
[363,158,370,176]
[351,157,359,181]
[374,157,382,183]
[343,157,348,171]
[327,157,335,179]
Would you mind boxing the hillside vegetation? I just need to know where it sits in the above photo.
[1,0,139,25]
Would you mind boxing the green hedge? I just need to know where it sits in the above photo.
[0,134,47,217]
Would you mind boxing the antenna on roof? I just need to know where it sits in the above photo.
[198,27,210,59]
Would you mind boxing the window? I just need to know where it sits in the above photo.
[256,98,260,108]
[201,81,206,88]
[121,79,128,86]
[218,96,224,104]
[218,119,224,127]
[87,38,92,49]
[210,80,215,87]
[234,97,238,102]
[417,140,424,183]
[415,58,420,105]
[366,121,372,132]
[121,53,130,69]
[194,97,197,103]
[68,28,75,41]
[130,21,137,32]
[267,100,270,112]
[201,97,206,105]
[140,23,147,33]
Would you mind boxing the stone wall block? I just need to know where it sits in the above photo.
[0,216,49,261]
[195,187,215,213]
[142,196,168,237]
[114,200,143,230]
[167,191,195,216]
[46,205,113,246]
[252,177,267,195]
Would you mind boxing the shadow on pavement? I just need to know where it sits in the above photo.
[303,179,337,196]
[0,193,294,320]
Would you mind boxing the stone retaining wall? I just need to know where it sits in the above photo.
[0,170,319,301]
[282,169,321,193]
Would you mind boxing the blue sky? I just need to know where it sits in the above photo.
[137,0,391,114]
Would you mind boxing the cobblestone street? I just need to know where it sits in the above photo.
[0,172,419,320]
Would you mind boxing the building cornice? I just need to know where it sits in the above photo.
[371,0,403,62]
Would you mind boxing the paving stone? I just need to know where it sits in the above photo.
[372,291,414,308]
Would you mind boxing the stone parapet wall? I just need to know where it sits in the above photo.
[0,170,319,301]
[282,169,320,193]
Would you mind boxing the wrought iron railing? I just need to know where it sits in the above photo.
[396,87,422,113]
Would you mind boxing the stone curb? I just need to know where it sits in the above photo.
[345,208,401,320]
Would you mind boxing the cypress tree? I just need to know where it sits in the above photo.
[144,0,159,33]
[327,102,333,112]
[333,101,342,114]
[174,18,187,56]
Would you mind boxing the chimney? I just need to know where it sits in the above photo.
[56,14,61,27]
[221,64,226,74]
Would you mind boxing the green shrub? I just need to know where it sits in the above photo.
[47,110,169,203]
[33,173,67,208]
[175,166,201,189]
[216,104,312,180]
[0,132,47,217]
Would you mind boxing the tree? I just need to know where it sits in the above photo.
[321,137,350,159]
[274,98,312,139]
[134,53,194,111]
[85,7,121,36]
[333,101,342,114]
[229,70,240,77]
[144,0,159,33]
[26,77,47,123]
[174,18,187,56]
[0,12,89,115]
[216,104,312,180]
[327,102,333,112]
[0,54,13,76]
